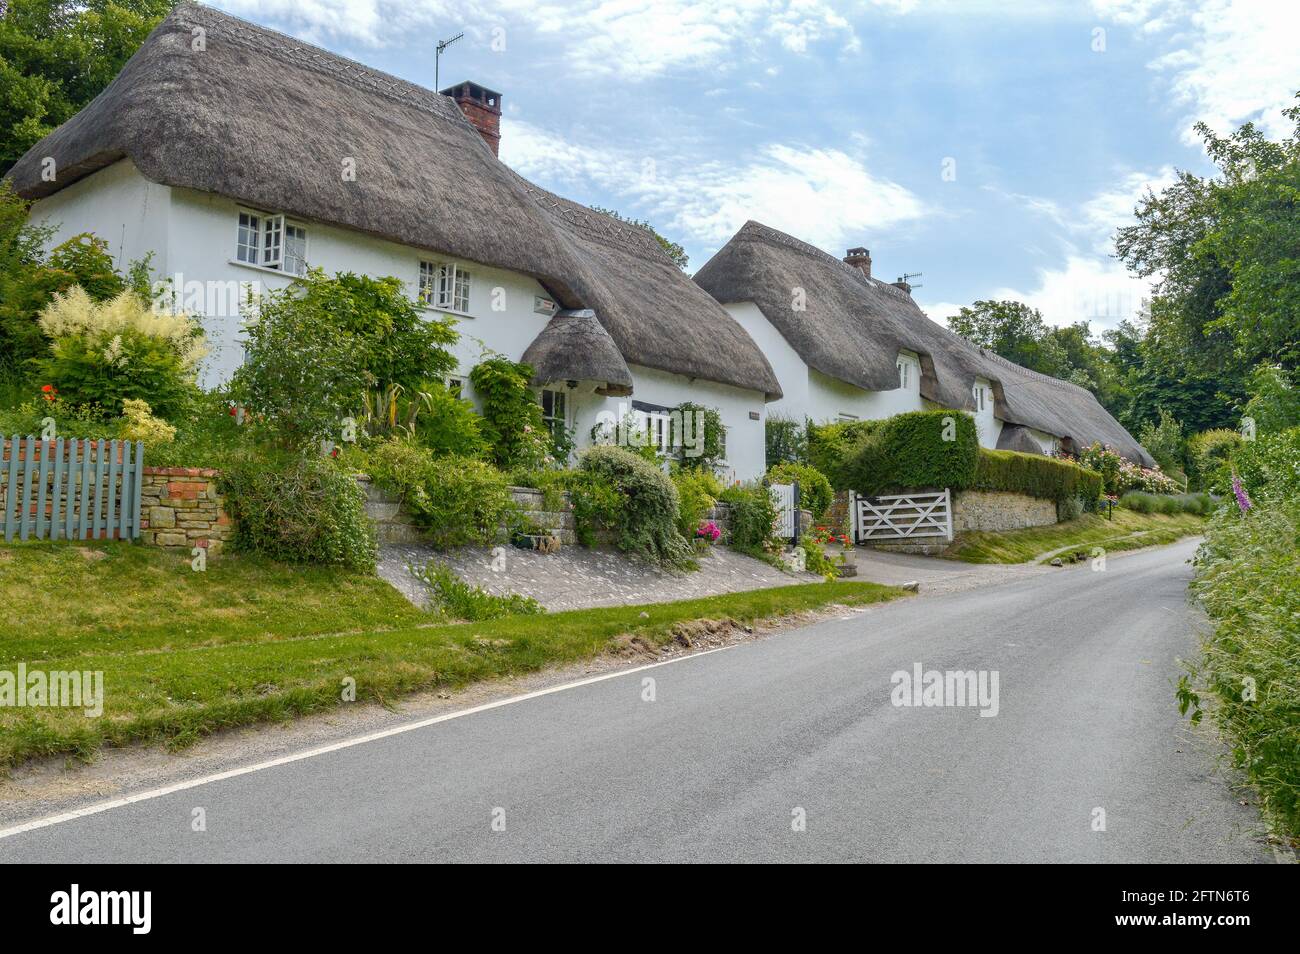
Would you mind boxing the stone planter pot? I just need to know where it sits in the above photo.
[824,543,858,577]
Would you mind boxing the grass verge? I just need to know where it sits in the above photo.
[944,510,1207,564]
[0,542,906,766]
[1186,501,1299,845]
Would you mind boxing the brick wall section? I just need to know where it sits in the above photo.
[139,467,230,553]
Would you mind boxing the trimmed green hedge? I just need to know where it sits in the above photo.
[973,448,1102,504]
[810,409,1102,505]
[840,410,980,495]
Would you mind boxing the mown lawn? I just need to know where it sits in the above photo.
[945,510,1207,564]
[0,542,906,765]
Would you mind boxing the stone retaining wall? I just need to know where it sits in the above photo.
[952,490,1057,532]
[139,467,230,553]
[359,478,581,546]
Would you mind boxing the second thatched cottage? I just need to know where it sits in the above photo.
[7,3,780,480]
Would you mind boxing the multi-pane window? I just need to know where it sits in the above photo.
[237,213,261,264]
[420,262,471,312]
[418,261,437,306]
[284,225,307,277]
[973,384,986,411]
[540,388,568,440]
[897,360,910,389]
[444,375,466,399]
[261,215,283,268]
[237,211,306,275]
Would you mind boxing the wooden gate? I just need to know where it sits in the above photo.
[2,437,145,542]
[853,489,952,542]
[769,481,798,541]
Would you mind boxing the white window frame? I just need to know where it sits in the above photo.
[539,387,569,440]
[973,383,987,412]
[236,212,261,264]
[837,412,860,422]
[424,261,471,313]
[283,223,308,277]
[236,210,307,275]
[443,374,467,399]
[897,360,909,389]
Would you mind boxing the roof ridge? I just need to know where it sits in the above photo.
[737,220,916,304]
[507,169,673,263]
[974,343,1096,396]
[169,2,464,127]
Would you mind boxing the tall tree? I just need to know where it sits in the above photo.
[947,299,1069,377]
[0,0,174,173]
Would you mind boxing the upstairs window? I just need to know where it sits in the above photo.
[236,213,261,264]
[897,360,910,389]
[419,261,471,312]
[973,384,987,411]
[237,211,307,276]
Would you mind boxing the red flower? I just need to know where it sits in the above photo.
[41,384,54,393]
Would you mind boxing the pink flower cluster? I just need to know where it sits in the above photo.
[695,521,721,542]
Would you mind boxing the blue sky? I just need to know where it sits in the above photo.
[211,0,1298,332]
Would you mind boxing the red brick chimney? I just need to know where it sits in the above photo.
[440,81,502,156]
[843,247,872,278]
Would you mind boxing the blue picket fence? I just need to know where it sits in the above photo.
[1,437,145,542]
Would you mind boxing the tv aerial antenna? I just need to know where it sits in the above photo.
[435,32,464,90]
[898,271,923,290]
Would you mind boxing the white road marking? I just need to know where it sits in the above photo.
[0,645,737,841]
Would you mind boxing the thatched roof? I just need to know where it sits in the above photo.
[995,424,1046,455]
[694,220,1153,465]
[7,2,779,399]
[522,309,633,395]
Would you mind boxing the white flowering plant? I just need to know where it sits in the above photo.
[33,286,206,420]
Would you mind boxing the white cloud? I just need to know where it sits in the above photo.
[1075,165,1177,252]
[214,0,863,77]
[991,255,1151,330]
[1094,0,1300,143]
[503,120,926,252]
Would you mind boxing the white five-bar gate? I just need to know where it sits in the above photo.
[852,489,952,543]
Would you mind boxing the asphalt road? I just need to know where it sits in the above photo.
[1,538,1272,863]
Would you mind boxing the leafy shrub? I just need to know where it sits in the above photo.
[1233,426,1300,504]
[1136,407,1185,475]
[33,287,205,419]
[1119,491,1215,515]
[766,461,833,520]
[1078,441,1181,495]
[579,445,691,567]
[469,354,551,470]
[765,414,807,467]
[1188,499,1300,840]
[410,381,487,458]
[1241,363,1300,435]
[668,401,725,471]
[220,453,376,571]
[1186,428,1242,492]
[798,537,840,580]
[806,418,878,489]
[366,438,514,548]
[671,466,723,538]
[843,410,980,495]
[317,272,457,392]
[117,398,175,446]
[974,449,1102,503]
[514,466,623,547]
[412,562,544,621]
[719,482,780,551]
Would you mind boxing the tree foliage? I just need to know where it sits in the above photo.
[0,0,174,173]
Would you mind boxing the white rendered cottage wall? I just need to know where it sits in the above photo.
[27,161,769,478]
[26,159,169,284]
[726,301,924,424]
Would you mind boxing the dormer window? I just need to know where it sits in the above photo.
[973,384,987,411]
[897,360,910,389]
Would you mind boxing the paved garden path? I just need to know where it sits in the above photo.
[378,543,826,611]
[378,541,1050,611]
